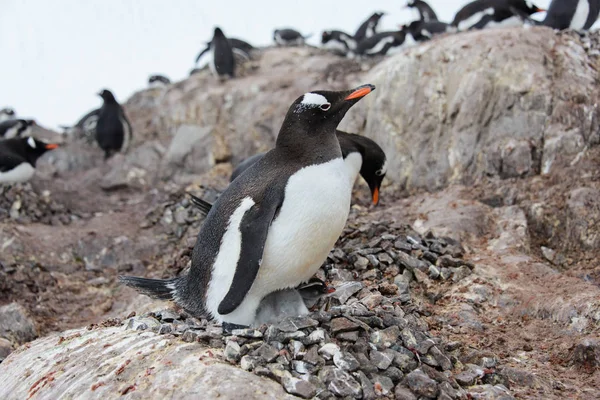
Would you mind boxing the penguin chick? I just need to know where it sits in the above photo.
[95,89,133,159]
[120,84,376,326]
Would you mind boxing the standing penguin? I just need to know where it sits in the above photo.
[452,0,545,30]
[0,119,35,139]
[543,0,600,30]
[0,108,15,122]
[406,0,439,22]
[0,137,58,183]
[195,37,253,66]
[208,27,236,79]
[273,28,312,46]
[148,75,171,87]
[354,12,386,42]
[95,89,132,159]
[120,84,375,327]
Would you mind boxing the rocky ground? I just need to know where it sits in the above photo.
[1,27,600,399]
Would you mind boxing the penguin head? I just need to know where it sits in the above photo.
[1,108,15,117]
[515,0,545,14]
[23,136,59,164]
[288,84,376,129]
[405,0,417,7]
[322,31,332,44]
[214,27,225,38]
[98,89,117,104]
[370,12,385,23]
[362,148,387,206]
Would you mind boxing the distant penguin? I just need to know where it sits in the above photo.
[208,27,236,78]
[354,12,386,42]
[352,30,407,57]
[254,279,335,325]
[406,0,440,22]
[95,89,133,159]
[543,0,600,30]
[0,119,35,139]
[321,30,358,55]
[148,75,171,87]
[120,84,375,327]
[0,136,58,183]
[60,108,100,140]
[0,108,15,122]
[452,0,545,30]
[195,37,254,65]
[404,20,457,42]
[273,28,312,46]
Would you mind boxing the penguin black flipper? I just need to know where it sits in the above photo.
[195,44,211,64]
[217,194,283,315]
[188,193,213,216]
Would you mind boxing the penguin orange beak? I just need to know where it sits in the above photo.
[345,84,375,101]
[45,143,59,150]
[372,187,380,205]
[535,7,545,13]
[326,286,336,294]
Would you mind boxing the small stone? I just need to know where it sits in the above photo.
[157,324,172,335]
[394,240,413,253]
[290,340,306,358]
[440,268,452,280]
[318,366,351,384]
[126,317,160,331]
[240,355,263,371]
[366,254,380,269]
[331,317,360,333]
[331,281,363,304]
[281,331,306,341]
[267,363,293,382]
[428,265,441,279]
[404,369,439,398]
[337,331,359,342]
[429,346,453,371]
[282,376,317,399]
[305,328,327,345]
[396,251,421,270]
[157,309,179,322]
[362,269,379,280]
[252,343,279,362]
[568,339,600,370]
[416,339,436,355]
[277,316,319,332]
[466,384,514,400]
[372,374,394,396]
[304,346,326,366]
[382,366,404,384]
[437,255,463,268]
[541,246,556,263]
[328,376,362,398]
[377,252,393,264]
[370,326,401,348]
[423,251,438,263]
[378,283,398,295]
[455,364,484,387]
[333,351,360,372]
[318,343,341,360]
[356,371,377,400]
[224,340,241,362]
[181,330,198,342]
[0,338,13,362]
[361,293,383,309]
[292,360,316,374]
[354,255,370,270]
[451,266,472,282]
[370,349,395,370]
[400,328,418,349]
[482,357,498,369]
[394,385,418,400]
[231,328,263,338]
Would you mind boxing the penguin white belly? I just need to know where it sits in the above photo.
[119,116,131,152]
[4,125,20,139]
[323,39,349,53]
[458,8,495,30]
[571,0,590,30]
[0,163,35,183]
[221,157,352,325]
[344,152,363,186]
[487,16,523,29]
[366,37,395,55]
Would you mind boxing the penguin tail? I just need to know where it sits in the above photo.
[188,193,213,216]
[118,275,180,300]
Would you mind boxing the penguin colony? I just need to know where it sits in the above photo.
[3,0,600,328]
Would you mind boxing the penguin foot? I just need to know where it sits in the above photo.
[222,322,250,334]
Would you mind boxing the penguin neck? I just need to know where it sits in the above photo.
[276,122,342,163]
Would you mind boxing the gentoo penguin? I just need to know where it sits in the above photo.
[273,28,312,46]
[195,37,254,65]
[254,279,335,325]
[404,20,458,42]
[352,30,407,57]
[60,108,100,140]
[227,130,388,204]
[148,74,171,87]
[120,84,375,327]
[406,0,439,22]
[354,12,386,43]
[321,30,358,56]
[0,119,35,139]
[543,0,600,30]
[208,27,236,79]
[0,137,58,183]
[0,108,15,122]
[95,89,133,159]
[452,0,545,30]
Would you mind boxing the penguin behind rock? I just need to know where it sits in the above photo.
[148,74,171,88]
[321,30,358,56]
[209,27,236,79]
[0,108,16,122]
[0,136,58,183]
[120,84,375,327]
[95,89,133,159]
[353,30,407,57]
[404,20,458,42]
[406,0,439,22]
[543,0,600,30]
[354,12,386,43]
[452,0,545,31]
[0,119,35,139]
[273,28,312,46]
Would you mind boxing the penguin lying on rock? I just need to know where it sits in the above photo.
[0,137,59,183]
[273,28,312,46]
[351,30,407,57]
[321,30,358,56]
[404,20,457,42]
[0,119,35,139]
[121,84,375,328]
[148,75,171,87]
[452,0,545,30]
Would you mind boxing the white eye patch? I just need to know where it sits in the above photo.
[27,136,36,148]
[376,159,388,176]
[525,0,533,8]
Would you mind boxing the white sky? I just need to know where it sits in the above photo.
[0,0,555,129]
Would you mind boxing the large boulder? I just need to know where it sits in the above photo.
[340,27,600,190]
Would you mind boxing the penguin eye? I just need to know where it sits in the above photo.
[320,103,331,111]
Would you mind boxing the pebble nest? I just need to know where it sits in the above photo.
[0,183,74,225]
[111,219,514,399]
